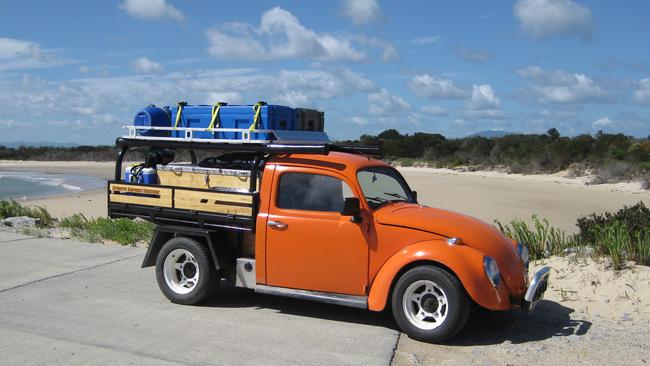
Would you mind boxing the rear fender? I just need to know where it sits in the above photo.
[141,226,225,271]
[367,240,511,311]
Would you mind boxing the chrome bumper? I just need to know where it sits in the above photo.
[522,266,550,313]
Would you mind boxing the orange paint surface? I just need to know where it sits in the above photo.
[255,152,528,310]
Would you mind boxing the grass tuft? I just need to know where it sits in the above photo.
[494,215,578,260]
[59,213,154,246]
[0,199,55,227]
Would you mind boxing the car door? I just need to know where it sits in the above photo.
[265,165,369,295]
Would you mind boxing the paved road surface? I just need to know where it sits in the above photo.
[0,232,398,365]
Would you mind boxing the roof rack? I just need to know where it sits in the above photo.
[115,137,380,155]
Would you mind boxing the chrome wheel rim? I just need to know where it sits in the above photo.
[163,249,200,295]
[402,280,448,330]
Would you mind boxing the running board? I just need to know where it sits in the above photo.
[255,285,368,309]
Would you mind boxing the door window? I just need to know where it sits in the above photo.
[277,173,354,212]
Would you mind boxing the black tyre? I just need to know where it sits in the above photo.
[391,265,470,343]
[155,236,218,305]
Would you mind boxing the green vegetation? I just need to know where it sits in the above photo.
[494,216,577,259]
[59,214,154,246]
[496,202,650,269]
[346,129,650,183]
[0,199,54,227]
[0,145,116,161]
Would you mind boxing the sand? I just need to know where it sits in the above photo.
[0,161,115,218]
[1,161,648,232]
[394,256,650,365]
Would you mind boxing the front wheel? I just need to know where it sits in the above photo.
[155,236,218,305]
[391,266,470,342]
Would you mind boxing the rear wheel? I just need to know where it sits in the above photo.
[155,236,218,305]
[391,266,470,343]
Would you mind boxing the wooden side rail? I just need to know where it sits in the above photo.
[108,182,254,217]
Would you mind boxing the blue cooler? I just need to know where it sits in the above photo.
[168,102,295,140]
[124,166,157,184]
[141,168,157,184]
[169,104,214,139]
[133,105,171,136]
[218,103,295,140]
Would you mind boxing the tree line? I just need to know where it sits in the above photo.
[1,129,649,180]
[344,128,650,176]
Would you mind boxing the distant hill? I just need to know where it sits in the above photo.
[0,141,80,148]
[469,130,515,138]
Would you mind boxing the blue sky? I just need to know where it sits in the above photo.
[0,0,649,144]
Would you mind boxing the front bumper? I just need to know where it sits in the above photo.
[521,266,550,313]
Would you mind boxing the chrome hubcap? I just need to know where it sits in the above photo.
[402,280,448,330]
[163,249,199,295]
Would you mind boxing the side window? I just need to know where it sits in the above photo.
[277,173,354,212]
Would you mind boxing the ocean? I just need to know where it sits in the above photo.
[0,171,106,199]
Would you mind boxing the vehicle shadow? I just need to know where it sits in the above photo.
[448,299,592,346]
[203,285,591,345]
[202,283,397,329]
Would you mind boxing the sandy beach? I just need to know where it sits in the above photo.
[1,161,648,232]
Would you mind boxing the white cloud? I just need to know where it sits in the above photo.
[464,109,506,119]
[132,57,164,74]
[514,0,592,40]
[456,46,490,63]
[635,78,650,105]
[367,89,410,116]
[0,37,64,71]
[354,35,398,62]
[0,67,375,130]
[517,66,609,103]
[205,7,394,62]
[0,119,19,128]
[408,74,466,99]
[463,85,503,119]
[467,84,501,110]
[341,0,381,24]
[410,36,441,45]
[119,0,185,21]
[420,106,448,116]
[592,117,613,129]
[349,116,369,125]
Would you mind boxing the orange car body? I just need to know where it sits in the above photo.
[253,152,528,311]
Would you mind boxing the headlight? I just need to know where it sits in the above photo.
[483,256,501,288]
[517,242,530,268]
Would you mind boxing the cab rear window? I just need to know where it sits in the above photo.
[277,173,353,212]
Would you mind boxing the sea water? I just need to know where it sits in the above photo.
[0,171,105,199]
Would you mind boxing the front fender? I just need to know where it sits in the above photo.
[367,240,511,311]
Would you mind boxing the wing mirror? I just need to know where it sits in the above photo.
[412,190,418,202]
[341,197,363,223]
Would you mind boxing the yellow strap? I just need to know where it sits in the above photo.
[248,102,263,132]
[208,102,226,130]
[174,102,186,129]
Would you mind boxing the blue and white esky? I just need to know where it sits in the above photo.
[1,0,649,144]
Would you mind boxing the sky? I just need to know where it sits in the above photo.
[0,0,649,145]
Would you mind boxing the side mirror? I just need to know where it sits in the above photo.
[341,197,361,216]
[412,190,418,202]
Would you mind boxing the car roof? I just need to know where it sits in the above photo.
[268,151,391,176]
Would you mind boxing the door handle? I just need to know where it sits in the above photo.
[267,220,288,229]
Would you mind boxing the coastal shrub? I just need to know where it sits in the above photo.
[576,202,650,245]
[592,221,650,269]
[494,215,577,260]
[60,214,154,246]
[0,199,55,227]
[496,206,650,269]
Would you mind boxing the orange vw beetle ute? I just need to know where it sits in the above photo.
[112,140,550,343]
